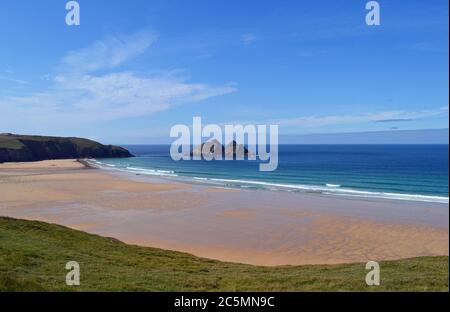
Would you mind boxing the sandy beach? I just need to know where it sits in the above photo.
[0,159,448,266]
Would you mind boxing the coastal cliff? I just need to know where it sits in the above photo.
[0,133,133,163]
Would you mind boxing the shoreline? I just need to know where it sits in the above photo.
[0,159,448,266]
[85,158,449,204]
[77,158,98,169]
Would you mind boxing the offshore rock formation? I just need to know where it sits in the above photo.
[191,140,251,159]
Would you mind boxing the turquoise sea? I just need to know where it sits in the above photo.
[91,145,449,203]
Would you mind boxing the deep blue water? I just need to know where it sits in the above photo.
[93,145,449,203]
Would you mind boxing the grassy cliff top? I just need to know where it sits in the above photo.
[0,217,448,292]
[0,133,112,150]
[0,133,132,162]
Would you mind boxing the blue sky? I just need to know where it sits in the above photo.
[0,0,448,143]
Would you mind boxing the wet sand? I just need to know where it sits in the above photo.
[0,159,448,266]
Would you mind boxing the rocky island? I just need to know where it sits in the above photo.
[191,139,252,159]
[0,133,133,163]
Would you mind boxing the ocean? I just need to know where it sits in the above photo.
[91,144,449,203]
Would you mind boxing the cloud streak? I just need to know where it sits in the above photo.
[241,33,256,45]
[269,108,448,128]
[61,30,157,73]
[0,75,28,85]
[0,30,236,127]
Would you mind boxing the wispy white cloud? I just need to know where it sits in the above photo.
[297,50,328,57]
[241,33,256,45]
[169,107,448,132]
[0,75,28,85]
[407,41,448,53]
[269,108,448,128]
[5,73,235,123]
[0,30,236,126]
[61,30,157,73]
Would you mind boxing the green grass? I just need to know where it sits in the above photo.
[0,217,448,292]
[0,136,25,150]
[0,133,100,150]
